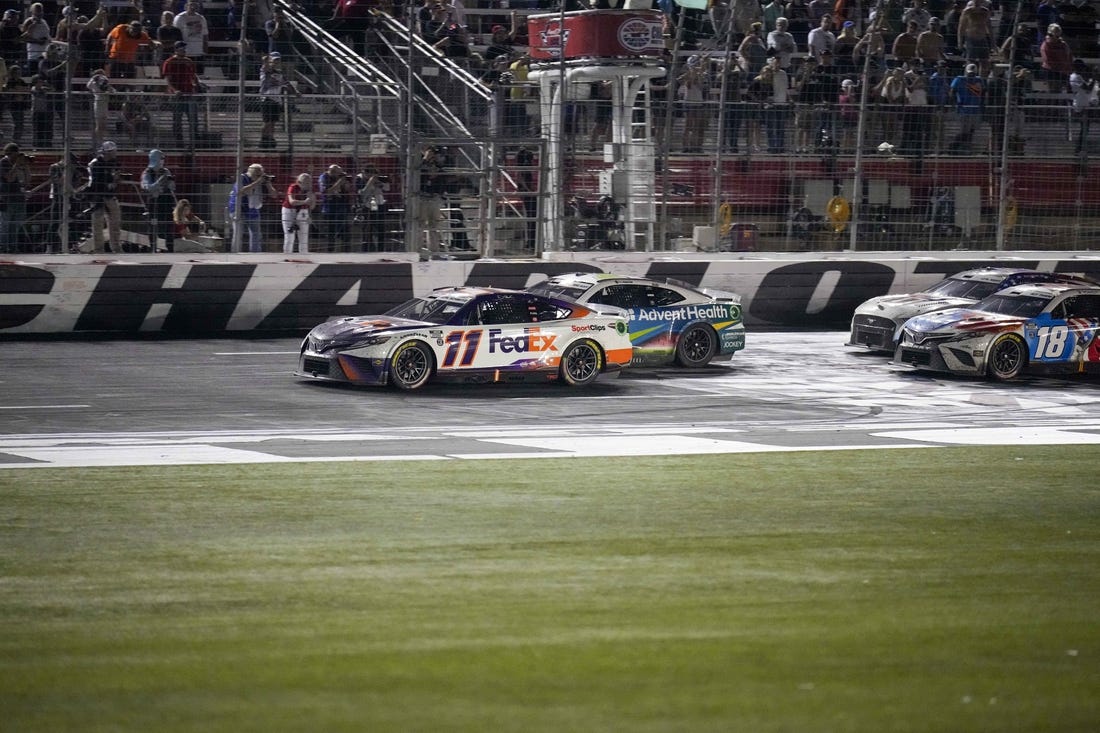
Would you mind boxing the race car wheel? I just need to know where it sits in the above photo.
[560,339,602,387]
[388,340,434,390]
[675,324,718,368]
[988,333,1027,381]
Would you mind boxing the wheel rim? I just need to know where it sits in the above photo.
[565,343,599,383]
[681,326,714,364]
[991,338,1023,377]
[393,345,429,386]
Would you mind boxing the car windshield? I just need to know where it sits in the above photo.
[527,281,588,301]
[973,294,1050,318]
[384,295,469,324]
[924,278,1000,300]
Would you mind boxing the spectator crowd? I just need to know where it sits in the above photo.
[0,0,1097,254]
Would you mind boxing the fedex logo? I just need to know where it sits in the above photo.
[489,327,558,354]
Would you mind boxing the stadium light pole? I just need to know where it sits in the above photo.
[848,0,884,252]
[995,1,1023,251]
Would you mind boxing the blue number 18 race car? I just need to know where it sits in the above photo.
[297,287,633,390]
[893,283,1100,380]
[527,273,745,368]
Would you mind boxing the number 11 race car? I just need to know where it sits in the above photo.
[893,282,1100,380]
[296,287,633,390]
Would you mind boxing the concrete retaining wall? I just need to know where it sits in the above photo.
[3,251,1099,336]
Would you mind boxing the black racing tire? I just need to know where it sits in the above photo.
[987,333,1027,381]
[675,323,718,368]
[559,338,603,387]
[388,340,434,391]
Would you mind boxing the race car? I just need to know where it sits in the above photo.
[526,273,745,368]
[848,267,1097,353]
[892,282,1100,380]
[296,287,632,390]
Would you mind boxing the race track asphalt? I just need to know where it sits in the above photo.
[2,332,1099,468]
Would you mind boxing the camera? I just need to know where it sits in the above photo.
[377,175,389,183]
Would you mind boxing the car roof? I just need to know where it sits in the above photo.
[948,267,1045,284]
[947,267,1097,287]
[991,282,1100,299]
[541,272,622,288]
[425,286,521,301]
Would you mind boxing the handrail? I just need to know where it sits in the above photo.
[370,10,494,104]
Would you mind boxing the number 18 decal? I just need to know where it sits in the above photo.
[442,329,482,367]
[1034,326,1069,359]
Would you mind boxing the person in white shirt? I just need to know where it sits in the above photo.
[173,1,209,73]
[806,13,837,62]
[767,17,798,70]
[1069,59,1096,154]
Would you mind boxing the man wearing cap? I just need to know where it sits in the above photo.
[86,141,123,253]
[227,163,278,252]
[948,62,985,153]
[162,40,201,149]
[483,13,519,63]
[105,19,155,79]
[259,52,294,149]
[173,2,208,74]
[141,150,176,252]
[318,163,354,251]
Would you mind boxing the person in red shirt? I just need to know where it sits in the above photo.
[162,40,200,148]
[281,173,316,253]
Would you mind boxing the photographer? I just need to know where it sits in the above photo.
[355,170,387,251]
[141,150,176,253]
[85,140,123,254]
[227,163,278,253]
[318,163,353,251]
[0,142,31,253]
[281,173,315,254]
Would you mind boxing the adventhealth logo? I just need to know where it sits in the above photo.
[631,304,733,321]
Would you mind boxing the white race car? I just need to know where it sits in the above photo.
[527,273,745,368]
[296,287,633,390]
[848,267,1096,353]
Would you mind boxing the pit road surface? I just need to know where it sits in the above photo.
[2,332,1099,468]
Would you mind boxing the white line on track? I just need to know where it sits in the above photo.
[0,405,90,410]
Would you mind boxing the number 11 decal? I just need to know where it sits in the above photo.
[442,330,483,367]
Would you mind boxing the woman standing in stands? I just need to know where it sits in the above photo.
[281,173,315,254]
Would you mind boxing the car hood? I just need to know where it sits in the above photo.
[903,307,1027,336]
[307,315,431,350]
[856,292,976,321]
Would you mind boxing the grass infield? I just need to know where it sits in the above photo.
[1,446,1098,732]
